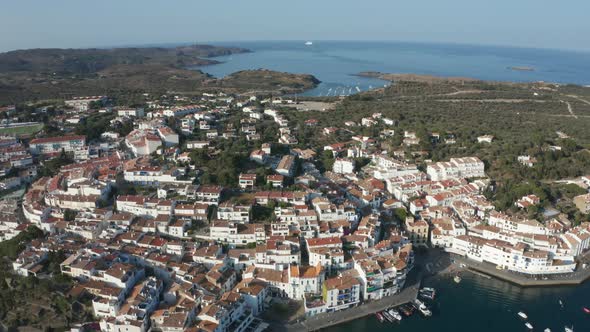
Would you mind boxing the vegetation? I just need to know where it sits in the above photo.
[205,69,320,94]
[0,227,91,330]
[38,151,75,177]
[75,112,116,141]
[0,226,44,260]
[276,78,590,222]
[0,46,320,104]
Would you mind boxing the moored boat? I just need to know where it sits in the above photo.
[525,322,533,330]
[419,287,436,300]
[388,308,402,321]
[583,307,590,313]
[376,312,384,323]
[414,299,432,317]
[382,310,395,323]
[518,312,528,320]
[454,275,462,283]
[399,304,413,316]
[544,329,551,332]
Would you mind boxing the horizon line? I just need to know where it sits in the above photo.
[2,39,590,55]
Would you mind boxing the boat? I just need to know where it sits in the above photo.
[454,275,462,283]
[583,307,590,313]
[525,322,533,330]
[414,299,432,317]
[375,312,384,323]
[382,310,395,323]
[388,308,402,321]
[559,299,564,308]
[381,310,393,323]
[564,326,573,332]
[545,329,551,332]
[399,304,413,316]
[305,41,313,46]
[419,287,436,300]
[518,312,528,320]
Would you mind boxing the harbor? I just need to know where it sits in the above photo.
[281,250,590,331]
[284,270,422,331]
[322,268,590,332]
[445,250,590,287]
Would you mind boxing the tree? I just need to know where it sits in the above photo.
[63,209,77,221]
[319,150,335,172]
[393,208,407,223]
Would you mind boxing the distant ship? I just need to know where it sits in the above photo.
[305,41,313,46]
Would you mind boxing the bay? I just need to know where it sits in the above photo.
[323,272,590,332]
[196,41,590,96]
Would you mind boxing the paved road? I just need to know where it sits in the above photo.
[284,272,421,331]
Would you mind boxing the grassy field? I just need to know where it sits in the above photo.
[0,123,43,136]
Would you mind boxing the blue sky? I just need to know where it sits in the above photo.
[1,0,588,52]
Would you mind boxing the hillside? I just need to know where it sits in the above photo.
[0,45,319,103]
[204,69,321,94]
[356,71,479,83]
[0,45,249,74]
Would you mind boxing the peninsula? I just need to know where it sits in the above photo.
[0,45,320,103]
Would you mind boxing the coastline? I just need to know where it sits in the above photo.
[450,253,590,287]
[281,270,422,332]
[275,249,590,331]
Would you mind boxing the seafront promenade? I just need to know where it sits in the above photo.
[453,254,590,287]
[284,272,421,331]
[417,248,590,287]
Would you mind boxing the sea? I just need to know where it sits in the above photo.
[196,41,590,96]
[195,41,590,331]
[321,272,590,332]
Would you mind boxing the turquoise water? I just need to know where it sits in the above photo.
[197,41,590,96]
[323,272,590,332]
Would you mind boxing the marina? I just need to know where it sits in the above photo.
[323,270,590,332]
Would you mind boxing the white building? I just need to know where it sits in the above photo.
[332,158,355,174]
[157,127,179,146]
[29,135,86,156]
[427,157,485,181]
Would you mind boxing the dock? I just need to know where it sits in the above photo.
[285,272,421,331]
[451,254,590,287]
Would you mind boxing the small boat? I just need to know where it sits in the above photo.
[388,309,402,321]
[518,312,528,320]
[454,275,462,283]
[376,312,384,323]
[545,329,551,332]
[382,311,395,323]
[564,326,573,332]
[559,299,564,307]
[420,287,436,300]
[525,322,533,330]
[414,299,432,317]
[305,41,313,46]
[583,307,590,313]
[399,304,413,316]
[420,291,435,300]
